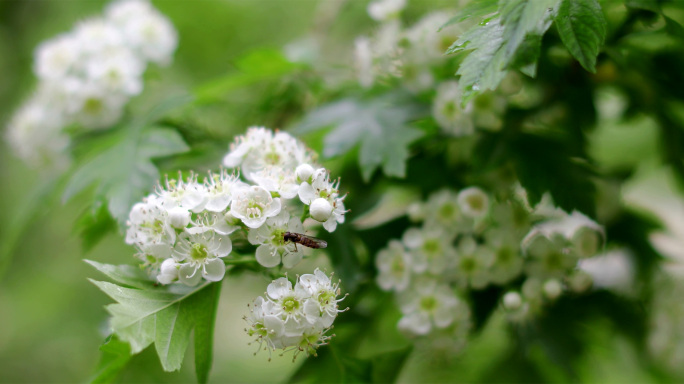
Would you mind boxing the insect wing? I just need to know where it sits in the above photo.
[299,234,328,249]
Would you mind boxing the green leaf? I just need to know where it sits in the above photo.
[293,95,424,182]
[90,277,220,374]
[664,16,684,39]
[193,280,222,384]
[89,335,133,384]
[370,347,413,383]
[440,0,498,29]
[0,176,59,280]
[448,0,559,103]
[64,95,191,227]
[74,200,117,252]
[554,0,607,73]
[86,260,157,290]
[193,48,301,104]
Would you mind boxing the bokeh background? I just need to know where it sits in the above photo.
[1,0,684,383]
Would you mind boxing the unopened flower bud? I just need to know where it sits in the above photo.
[167,207,191,229]
[296,163,315,183]
[543,279,563,300]
[310,198,333,222]
[158,258,179,285]
[503,291,522,310]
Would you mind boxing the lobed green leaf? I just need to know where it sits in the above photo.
[555,0,607,73]
[293,95,425,182]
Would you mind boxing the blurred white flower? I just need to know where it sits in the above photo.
[402,226,457,275]
[376,240,413,291]
[457,186,489,219]
[432,81,474,136]
[367,0,406,21]
[398,279,463,335]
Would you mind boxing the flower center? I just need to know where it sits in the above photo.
[466,194,484,211]
[496,247,514,264]
[84,97,103,114]
[391,257,405,274]
[264,151,280,165]
[282,296,300,313]
[246,199,265,218]
[190,243,209,261]
[460,256,476,272]
[423,238,441,255]
[318,290,335,307]
[438,202,456,220]
[420,296,437,312]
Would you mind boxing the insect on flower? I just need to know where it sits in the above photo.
[283,232,328,250]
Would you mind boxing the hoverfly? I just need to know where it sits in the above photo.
[283,232,328,250]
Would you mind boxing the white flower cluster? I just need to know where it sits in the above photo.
[5,0,177,169]
[376,187,605,341]
[354,11,461,92]
[245,270,347,360]
[125,128,347,285]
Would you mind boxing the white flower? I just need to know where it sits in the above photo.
[452,236,493,289]
[298,168,346,232]
[125,198,175,251]
[522,233,578,279]
[223,128,312,180]
[230,185,282,228]
[247,211,305,268]
[203,169,247,212]
[84,47,145,96]
[157,258,179,285]
[367,0,406,21]
[167,206,191,229]
[420,189,469,231]
[5,98,70,169]
[432,81,474,136]
[397,279,462,335]
[457,186,489,218]
[106,0,178,66]
[172,230,232,286]
[484,228,524,285]
[245,272,343,359]
[34,34,81,81]
[155,173,208,213]
[251,166,300,199]
[402,226,457,275]
[528,210,604,258]
[67,81,127,129]
[298,269,345,328]
[376,240,413,292]
[73,18,126,55]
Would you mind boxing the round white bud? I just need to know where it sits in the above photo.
[503,291,523,310]
[167,207,191,229]
[295,163,315,183]
[310,198,333,222]
[158,258,179,285]
[543,279,563,300]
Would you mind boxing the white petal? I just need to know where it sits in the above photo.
[303,298,322,324]
[215,235,232,257]
[179,263,202,286]
[202,258,226,281]
[433,306,455,328]
[398,312,431,335]
[262,198,282,218]
[256,245,281,268]
[267,277,292,299]
[298,183,316,204]
[322,217,338,232]
[205,194,231,212]
[282,250,303,268]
